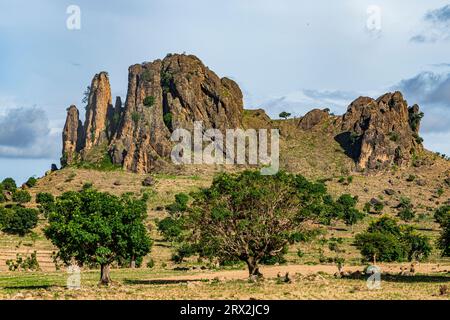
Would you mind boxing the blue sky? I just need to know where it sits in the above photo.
[1,0,450,183]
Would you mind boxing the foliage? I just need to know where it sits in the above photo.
[409,111,424,132]
[36,192,55,216]
[334,194,365,227]
[25,177,37,188]
[434,205,450,257]
[131,112,140,125]
[12,190,32,204]
[2,177,17,191]
[82,86,91,104]
[163,112,173,129]
[397,197,415,222]
[44,189,152,284]
[355,216,431,263]
[6,251,40,272]
[279,111,291,120]
[143,96,156,107]
[0,206,39,236]
[172,170,352,276]
[434,205,450,226]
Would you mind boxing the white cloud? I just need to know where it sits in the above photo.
[0,107,60,159]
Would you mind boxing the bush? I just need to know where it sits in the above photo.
[163,112,173,128]
[146,259,155,269]
[12,190,32,204]
[0,192,6,203]
[36,192,55,205]
[434,205,450,226]
[2,178,17,191]
[397,197,415,222]
[438,223,450,257]
[36,192,55,216]
[25,177,37,188]
[355,216,431,263]
[1,207,39,236]
[6,251,40,271]
[143,96,156,107]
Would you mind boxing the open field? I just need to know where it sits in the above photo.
[1,116,450,300]
[0,265,449,300]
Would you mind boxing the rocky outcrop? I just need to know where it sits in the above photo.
[61,105,83,166]
[62,54,244,172]
[337,91,423,170]
[298,109,330,130]
[83,72,113,150]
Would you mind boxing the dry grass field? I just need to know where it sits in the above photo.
[1,113,449,300]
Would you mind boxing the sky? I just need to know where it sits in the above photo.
[1,0,450,184]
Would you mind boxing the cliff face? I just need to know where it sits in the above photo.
[61,105,84,166]
[62,54,244,172]
[62,54,424,173]
[336,91,424,170]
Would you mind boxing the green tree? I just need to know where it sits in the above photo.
[279,111,291,120]
[0,207,39,236]
[44,189,152,285]
[397,197,415,222]
[2,178,17,191]
[434,205,450,257]
[335,194,365,230]
[355,216,431,264]
[176,170,346,277]
[25,177,37,188]
[434,205,450,226]
[12,190,32,204]
[36,192,55,216]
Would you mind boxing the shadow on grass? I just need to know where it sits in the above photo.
[1,284,59,290]
[124,279,204,285]
[343,273,450,283]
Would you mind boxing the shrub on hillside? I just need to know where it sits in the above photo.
[2,178,16,191]
[25,177,37,188]
[0,207,39,236]
[12,190,32,204]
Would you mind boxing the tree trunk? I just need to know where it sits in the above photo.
[100,264,111,285]
[130,255,136,269]
[246,257,263,278]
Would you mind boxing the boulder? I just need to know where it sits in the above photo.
[338,92,423,170]
[298,109,329,130]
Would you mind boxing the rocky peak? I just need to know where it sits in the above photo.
[83,72,113,150]
[62,54,244,172]
[61,105,83,166]
[337,91,424,170]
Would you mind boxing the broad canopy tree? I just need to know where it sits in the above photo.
[44,188,152,285]
[355,216,431,263]
[177,170,358,277]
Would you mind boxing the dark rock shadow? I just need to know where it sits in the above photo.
[334,132,362,161]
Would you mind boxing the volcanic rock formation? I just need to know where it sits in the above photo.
[62,54,424,173]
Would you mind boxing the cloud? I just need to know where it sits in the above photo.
[0,107,60,158]
[393,71,450,134]
[394,71,450,106]
[258,89,361,119]
[411,5,450,43]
